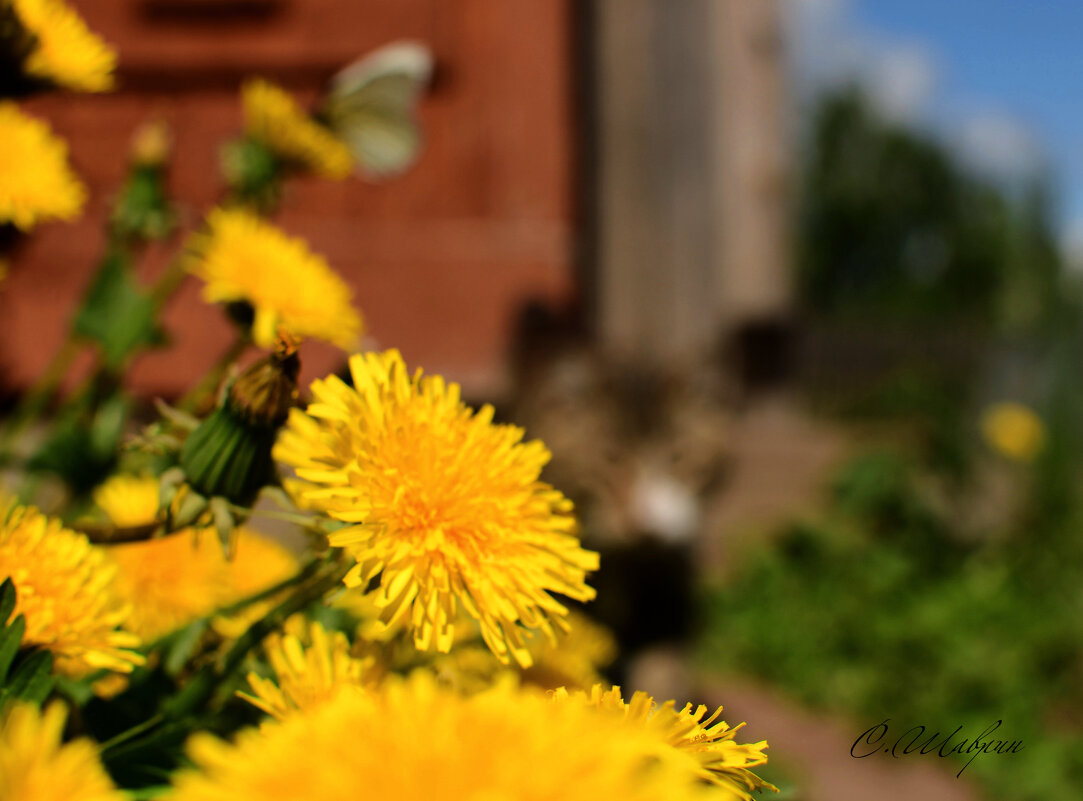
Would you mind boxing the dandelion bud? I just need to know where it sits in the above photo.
[131,118,171,167]
[179,333,300,506]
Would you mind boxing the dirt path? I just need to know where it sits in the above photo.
[697,676,982,801]
[699,395,850,577]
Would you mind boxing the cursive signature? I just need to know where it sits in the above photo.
[851,719,1024,777]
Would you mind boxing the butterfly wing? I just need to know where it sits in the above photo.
[326,41,433,179]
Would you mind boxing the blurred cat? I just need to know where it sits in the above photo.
[508,303,734,692]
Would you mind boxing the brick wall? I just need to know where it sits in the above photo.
[2,0,575,399]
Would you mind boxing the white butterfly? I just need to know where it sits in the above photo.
[324,40,434,180]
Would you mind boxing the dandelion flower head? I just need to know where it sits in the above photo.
[0,103,85,229]
[523,608,616,689]
[243,78,353,179]
[169,674,722,801]
[211,526,300,638]
[0,702,125,801]
[981,401,1045,463]
[274,349,599,666]
[558,685,776,800]
[186,207,362,349]
[94,475,234,641]
[12,0,116,92]
[94,474,299,641]
[428,608,616,694]
[239,619,372,720]
[0,498,141,676]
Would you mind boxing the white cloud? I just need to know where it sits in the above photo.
[783,0,1043,183]
[783,0,858,97]
[865,45,937,123]
[958,112,1042,179]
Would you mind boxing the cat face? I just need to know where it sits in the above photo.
[513,351,732,546]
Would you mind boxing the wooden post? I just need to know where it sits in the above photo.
[589,0,790,364]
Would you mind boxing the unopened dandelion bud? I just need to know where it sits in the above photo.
[131,118,171,166]
[180,334,300,506]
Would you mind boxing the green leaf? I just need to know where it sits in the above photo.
[73,250,165,368]
[4,650,54,705]
[0,578,14,625]
[0,613,25,683]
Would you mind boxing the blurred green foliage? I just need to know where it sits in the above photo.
[798,88,1066,334]
[706,86,1083,800]
[700,449,1083,800]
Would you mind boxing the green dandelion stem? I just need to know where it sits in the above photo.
[162,554,351,721]
[213,554,327,619]
[0,337,81,456]
[135,555,325,657]
[149,253,190,308]
[97,713,165,753]
[102,555,350,765]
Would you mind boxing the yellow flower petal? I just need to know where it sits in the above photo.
[238,619,373,720]
[558,684,777,800]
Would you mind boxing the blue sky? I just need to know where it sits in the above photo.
[787,0,1083,260]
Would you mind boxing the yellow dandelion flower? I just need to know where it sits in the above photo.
[224,528,299,599]
[0,500,141,677]
[274,349,600,667]
[13,0,116,92]
[95,475,299,640]
[428,609,615,694]
[92,473,161,528]
[239,619,372,719]
[169,674,723,801]
[0,702,125,801]
[524,608,616,690]
[96,475,233,640]
[558,685,776,801]
[0,103,85,230]
[981,401,1046,463]
[243,78,353,179]
[186,207,362,349]
[211,530,300,638]
[104,534,234,641]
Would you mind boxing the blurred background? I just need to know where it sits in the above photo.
[7,1,1083,799]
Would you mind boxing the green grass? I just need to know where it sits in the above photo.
[699,451,1083,800]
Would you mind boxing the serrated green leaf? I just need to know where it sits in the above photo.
[6,650,54,704]
[0,578,15,625]
[0,613,25,683]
